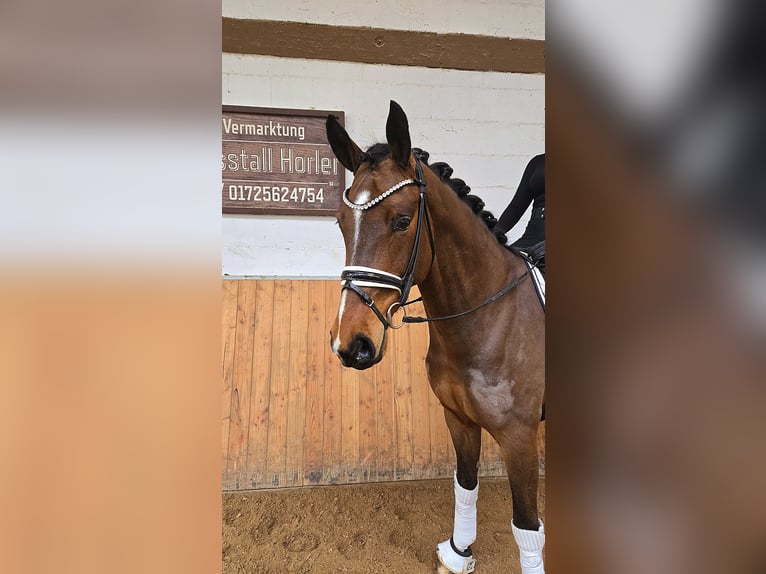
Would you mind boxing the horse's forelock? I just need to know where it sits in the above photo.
[361,143,391,169]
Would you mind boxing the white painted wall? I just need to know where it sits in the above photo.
[222,2,545,278]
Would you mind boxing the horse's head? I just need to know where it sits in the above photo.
[326,101,433,369]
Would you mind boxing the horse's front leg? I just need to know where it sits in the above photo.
[436,407,482,574]
[496,419,545,574]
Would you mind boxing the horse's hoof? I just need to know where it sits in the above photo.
[436,539,476,574]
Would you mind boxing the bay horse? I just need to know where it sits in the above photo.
[326,101,545,574]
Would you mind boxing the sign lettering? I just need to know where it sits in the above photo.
[222,106,345,215]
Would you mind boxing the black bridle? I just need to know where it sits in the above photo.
[340,157,434,331]
[340,156,534,335]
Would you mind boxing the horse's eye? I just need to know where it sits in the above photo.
[392,215,412,231]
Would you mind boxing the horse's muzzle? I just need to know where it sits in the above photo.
[335,333,380,370]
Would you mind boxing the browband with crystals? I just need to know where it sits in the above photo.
[342,178,416,210]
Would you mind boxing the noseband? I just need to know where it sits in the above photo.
[340,157,434,332]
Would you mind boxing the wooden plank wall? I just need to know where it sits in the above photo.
[222,279,544,491]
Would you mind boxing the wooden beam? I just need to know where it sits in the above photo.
[223,18,545,74]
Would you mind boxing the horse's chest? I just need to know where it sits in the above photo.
[427,359,515,426]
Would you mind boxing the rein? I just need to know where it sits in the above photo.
[340,156,532,332]
[396,263,536,325]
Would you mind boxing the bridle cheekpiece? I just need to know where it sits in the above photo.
[340,157,431,334]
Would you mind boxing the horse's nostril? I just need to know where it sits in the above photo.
[337,334,377,370]
[354,335,374,364]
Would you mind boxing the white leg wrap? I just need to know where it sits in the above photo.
[436,472,479,574]
[512,519,546,574]
[452,472,479,550]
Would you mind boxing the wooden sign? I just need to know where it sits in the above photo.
[222,106,345,216]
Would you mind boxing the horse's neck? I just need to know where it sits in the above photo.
[417,177,519,321]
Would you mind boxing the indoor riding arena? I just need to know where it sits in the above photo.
[222,2,545,572]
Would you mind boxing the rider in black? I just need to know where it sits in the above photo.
[495,154,545,270]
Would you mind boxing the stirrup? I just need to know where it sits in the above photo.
[436,538,476,574]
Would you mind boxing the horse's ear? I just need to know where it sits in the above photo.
[326,114,363,173]
[386,100,411,168]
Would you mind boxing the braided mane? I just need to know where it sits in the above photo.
[413,147,508,245]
